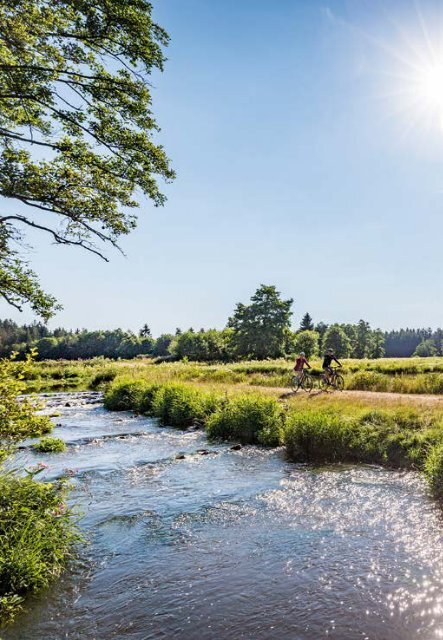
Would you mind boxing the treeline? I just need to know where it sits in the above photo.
[1,285,442,360]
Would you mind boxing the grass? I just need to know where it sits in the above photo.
[33,437,67,453]
[0,472,79,627]
[21,356,443,396]
[103,374,443,499]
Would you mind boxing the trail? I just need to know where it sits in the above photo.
[272,387,443,406]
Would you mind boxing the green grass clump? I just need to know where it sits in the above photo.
[424,444,443,497]
[0,473,78,626]
[284,405,441,470]
[206,394,284,446]
[104,378,153,411]
[152,383,218,427]
[33,437,67,453]
[90,368,117,389]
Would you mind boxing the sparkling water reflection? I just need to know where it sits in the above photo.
[5,392,443,640]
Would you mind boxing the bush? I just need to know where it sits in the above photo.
[284,406,437,468]
[152,384,216,427]
[104,379,151,411]
[0,473,79,626]
[206,394,284,446]
[33,437,67,453]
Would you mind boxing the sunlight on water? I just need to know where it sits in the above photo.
[5,393,443,640]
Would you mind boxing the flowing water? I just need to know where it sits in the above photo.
[5,392,443,640]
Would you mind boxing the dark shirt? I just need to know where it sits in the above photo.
[323,354,338,368]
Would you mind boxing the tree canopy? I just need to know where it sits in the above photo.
[0,0,174,319]
[228,285,293,359]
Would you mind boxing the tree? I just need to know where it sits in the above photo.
[354,320,372,359]
[0,1,174,319]
[153,333,173,357]
[299,313,314,332]
[370,329,385,359]
[228,285,293,359]
[322,324,351,358]
[293,330,319,359]
[139,324,151,338]
[413,339,437,357]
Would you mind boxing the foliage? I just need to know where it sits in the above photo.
[228,285,293,359]
[322,325,352,358]
[33,436,67,453]
[170,328,233,362]
[0,472,79,626]
[413,339,438,357]
[293,330,319,359]
[299,312,314,331]
[0,0,174,318]
[206,394,284,446]
[284,405,442,474]
[0,351,52,458]
[424,444,443,497]
[151,384,217,427]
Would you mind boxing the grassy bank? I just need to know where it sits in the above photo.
[104,376,443,498]
[21,356,443,396]
[0,354,77,628]
[0,471,79,626]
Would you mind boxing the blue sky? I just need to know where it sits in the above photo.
[2,0,443,334]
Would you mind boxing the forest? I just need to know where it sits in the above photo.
[1,285,441,361]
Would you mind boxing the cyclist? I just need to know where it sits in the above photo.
[322,348,342,383]
[293,351,311,384]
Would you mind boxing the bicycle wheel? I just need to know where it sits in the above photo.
[290,376,301,393]
[301,375,314,393]
[333,374,344,391]
[319,375,329,391]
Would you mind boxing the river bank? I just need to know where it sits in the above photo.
[103,377,443,497]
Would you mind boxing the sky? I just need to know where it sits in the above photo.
[2,0,443,334]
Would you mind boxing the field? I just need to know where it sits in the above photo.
[22,356,443,395]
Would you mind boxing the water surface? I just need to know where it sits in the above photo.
[5,392,443,640]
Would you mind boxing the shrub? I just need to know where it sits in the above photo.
[0,352,53,456]
[104,379,151,411]
[0,473,79,626]
[284,409,349,462]
[151,384,216,427]
[206,394,284,446]
[33,437,67,453]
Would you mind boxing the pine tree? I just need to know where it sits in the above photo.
[300,313,314,332]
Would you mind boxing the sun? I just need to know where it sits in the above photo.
[413,56,443,130]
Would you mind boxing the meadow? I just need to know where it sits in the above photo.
[21,356,443,395]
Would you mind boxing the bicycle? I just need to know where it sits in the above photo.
[319,367,344,392]
[290,370,314,393]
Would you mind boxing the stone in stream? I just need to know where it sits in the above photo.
[230,444,242,451]
[65,402,71,407]
[175,453,186,460]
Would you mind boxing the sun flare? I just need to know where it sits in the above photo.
[413,55,443,130]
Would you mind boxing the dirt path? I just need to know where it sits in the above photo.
[275,387,443,406]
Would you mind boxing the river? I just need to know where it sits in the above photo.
[4,391,443,640]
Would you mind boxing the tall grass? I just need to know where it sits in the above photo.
[104,376,443,498]
[23,356,443,395]
[0,473,79,626]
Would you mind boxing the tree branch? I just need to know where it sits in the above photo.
[1,215,110,261]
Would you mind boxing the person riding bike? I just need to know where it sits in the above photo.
[322,348,342,382]
[293,351,311,384]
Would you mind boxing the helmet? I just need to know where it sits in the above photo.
[300,351,305,357]
[327,348,333,353]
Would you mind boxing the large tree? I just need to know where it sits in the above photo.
[0,0,174,319]
[228,284,293,359]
